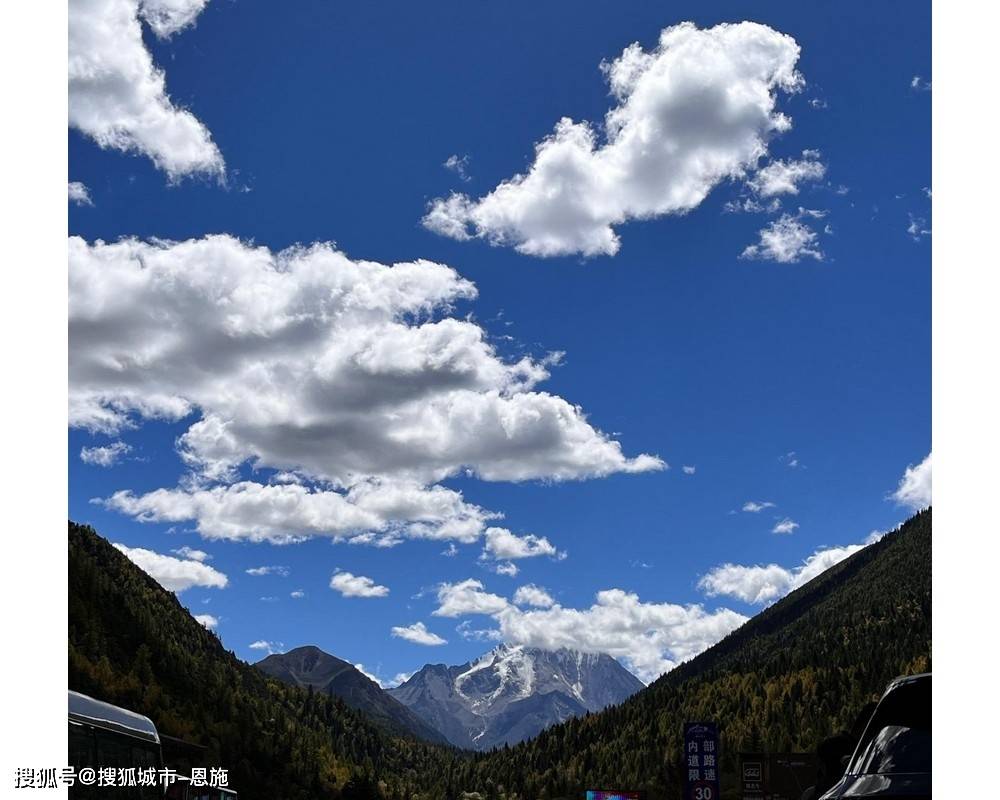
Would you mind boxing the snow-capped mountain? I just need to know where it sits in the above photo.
[387,644,645,750]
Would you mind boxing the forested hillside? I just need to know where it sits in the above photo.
[464,509,932,799]
[68,521,457,800]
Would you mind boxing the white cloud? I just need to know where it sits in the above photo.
[907,213,931,241]
[496,590,745,683]
[80,441,131,467]
[723,196,783,215]
[456,620,503,642]
[387,671,413,688]
[245,565,290,577]
[112,542,228,591]
[772,517,799,535]
[69,181,93,206]
[138,0,209,37]
[69,0,224,180]
[73,235,660,541]
[742,500,775,513]
[353,663,383,686]
[748,150,826,197]
[513,584,555,608]
[248,639,283,655]
[433,579,511,618]
[432,579,745,682]
[682,465,696,475]
[781,451,801,468]
[493,561,519,577]
[423,22,804,257]
[101,480,494,545]
[391,622,447,646]
[699,541,869,605]
[891,452,932,511]
[193,613,218,629]
[482,527,562,560]
[290,590,305,599]
[330,571,390,598]
[171,545,210,561]
[443,154,471,182]
[910,75,931,92]
[741,210,825,263]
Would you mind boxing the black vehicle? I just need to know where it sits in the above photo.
[819,673,931,799]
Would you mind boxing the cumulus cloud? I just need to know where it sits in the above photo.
[748,150,826,197]
[423,22,804,257]
[73,235,659,543]
[101,480,497,545]
[433,579,511,618]
[742,500,775,513]
[513,584,555,608]
[482,527,562,560]
[171,545,210,561]
[433,579,746,682]
[891,452,932,511]
[69,181,94,206]
[193,613,218,629]
[245,565,290,577]
[330,571,390,598]
[249,640,283,655]
[772,517,799,535]
[741,209,825,263]
[391,622,447,646]
[290,590,305,599]
[682,465,696,475]
[699,541,869,605]
[112,542,228,591]
[69,0,224,180]
[493,561,519,577]
[80,441,131,467]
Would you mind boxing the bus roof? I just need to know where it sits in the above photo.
[69,690,160,744]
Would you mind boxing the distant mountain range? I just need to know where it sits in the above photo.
[68,510,931,799]
[256,642,644,751]
[387,644,645,750]
[255,645,449,745]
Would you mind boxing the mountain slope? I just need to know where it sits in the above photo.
[256,645,448,745]
[388,644,645,750]
[68,521,458,800]
[462,509,932,800]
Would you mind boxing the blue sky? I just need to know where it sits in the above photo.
[68,0,930,685]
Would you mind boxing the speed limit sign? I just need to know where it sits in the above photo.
[683,722,720,800]
[691,781,716,800]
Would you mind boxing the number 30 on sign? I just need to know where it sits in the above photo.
[691,782,715,800]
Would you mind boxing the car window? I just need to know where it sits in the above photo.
[849,678,931,775]
[853,724,932,774]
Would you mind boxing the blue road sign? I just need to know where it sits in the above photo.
[684,722,720,800]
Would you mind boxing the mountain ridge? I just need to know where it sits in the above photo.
[388,642,645,750]
[255,645,449,745]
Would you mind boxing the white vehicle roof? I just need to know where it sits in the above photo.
[69,690,160,744]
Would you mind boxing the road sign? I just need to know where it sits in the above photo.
[683,722,720,800]
[740,754,765,800]
[739,752,818,800]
